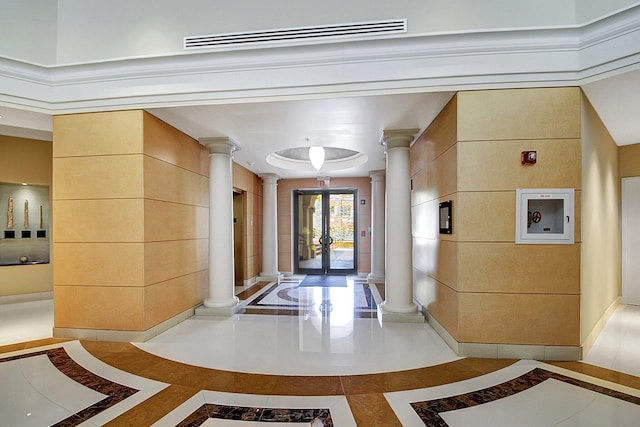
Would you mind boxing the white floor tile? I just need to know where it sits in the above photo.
[0,354,104,426]
[137,313,460,375]
[441,378,640,427]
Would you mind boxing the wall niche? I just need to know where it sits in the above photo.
[0,182,50,266]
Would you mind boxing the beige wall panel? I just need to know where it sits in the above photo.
[246,255,260,278]
[427,281,459,338]
[278,233,292,256]
[580,95,621,342]
[278,213,291,236]
[411,168,429,206]
[412,200,437,240]
[144,239,207,285]
[432,239,458,290]
[458,293,580,345]
[0,264,52,296]
[144,200,208,241]
[415,94,458,163]
[456,191,515,242]
[0,135,52,185]
[53,199,144,242]
[144,156,208,206]
[426,145,457,199]
[358,253,371,273]
[53,155,144,200]
[279,251,292,273]
[457,242,580,294]
[410,136,427,178]
[143,112,207,175]
[53,111,144,158]
[54,242,144,286]
[619,143,640,178]
[143,270,207,329]
[54,285,143,330]
[458,88,581,141]
[458,139,582,191]
[413,237,431,273]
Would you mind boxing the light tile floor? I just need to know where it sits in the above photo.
[1,279,640,426]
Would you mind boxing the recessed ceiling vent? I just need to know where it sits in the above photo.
[184,19,407,50]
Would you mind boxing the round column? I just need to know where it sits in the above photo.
[259,173,280,279]
[368,170,385,283]
[202,138,239,309]
[380,129,419,316]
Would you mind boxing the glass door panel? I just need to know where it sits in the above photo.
[327,192,355,273]
[294,189,357,275]
[296,191,323,272]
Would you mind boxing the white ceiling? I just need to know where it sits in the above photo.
[0,69,639,179]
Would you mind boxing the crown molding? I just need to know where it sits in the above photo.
[1,5,639,114]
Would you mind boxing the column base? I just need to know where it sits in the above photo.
[377,303,425,323]
[195,301,243,317]
[367,274,385,284]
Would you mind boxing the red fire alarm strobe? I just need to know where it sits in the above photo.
[521,151,537,165]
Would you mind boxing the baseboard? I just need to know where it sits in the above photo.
[581,296,622,358]
[53,306,195,343]
[0,291,53,305]
[426,311,581,361]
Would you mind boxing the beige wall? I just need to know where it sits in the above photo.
[53,111,208,334]
[619,143,640,178]
[413,88,583,347]
[580,95,621,343]
[0,135,53,297]
[277,177,371,274]
[232,163,263,281]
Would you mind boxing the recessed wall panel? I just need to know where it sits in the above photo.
[53,155,144,200]
[458,293,580,346]
[458,88,581,141]
[53,111,144,157]
[54,242,144,286]
[457,242,580,294]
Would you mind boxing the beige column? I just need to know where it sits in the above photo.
[378,129,423,323]
[368,170,385,284]
[258,173,282,282]
[196,137,242,316]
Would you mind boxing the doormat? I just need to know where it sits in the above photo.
[299,275,347,287]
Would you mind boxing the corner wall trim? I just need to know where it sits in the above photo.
[581,296,622,358]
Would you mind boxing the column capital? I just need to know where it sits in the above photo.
[259,173,280,183]
[369,170,385,181]
[199,137,241,155]
[379,129,420,149]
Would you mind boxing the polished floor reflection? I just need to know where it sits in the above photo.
[1,279,640,426]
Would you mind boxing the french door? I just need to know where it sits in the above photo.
[294,189,357,275]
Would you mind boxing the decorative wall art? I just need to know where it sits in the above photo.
[0,182,50,266]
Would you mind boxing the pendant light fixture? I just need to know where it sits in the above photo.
[308,145,325,170]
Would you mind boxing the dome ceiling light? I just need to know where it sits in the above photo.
[266,145,367,173]
[308,146,325,170]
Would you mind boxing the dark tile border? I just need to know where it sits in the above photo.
[411,367,640,426]
[246,280,376,313]
[177,403,332,426]
[1,347,138,426]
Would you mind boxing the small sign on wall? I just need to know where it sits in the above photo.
[439,200,452,234]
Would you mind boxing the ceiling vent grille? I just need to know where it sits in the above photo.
[184,19,407,50]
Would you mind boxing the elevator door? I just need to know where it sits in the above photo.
[294,189,357,275]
